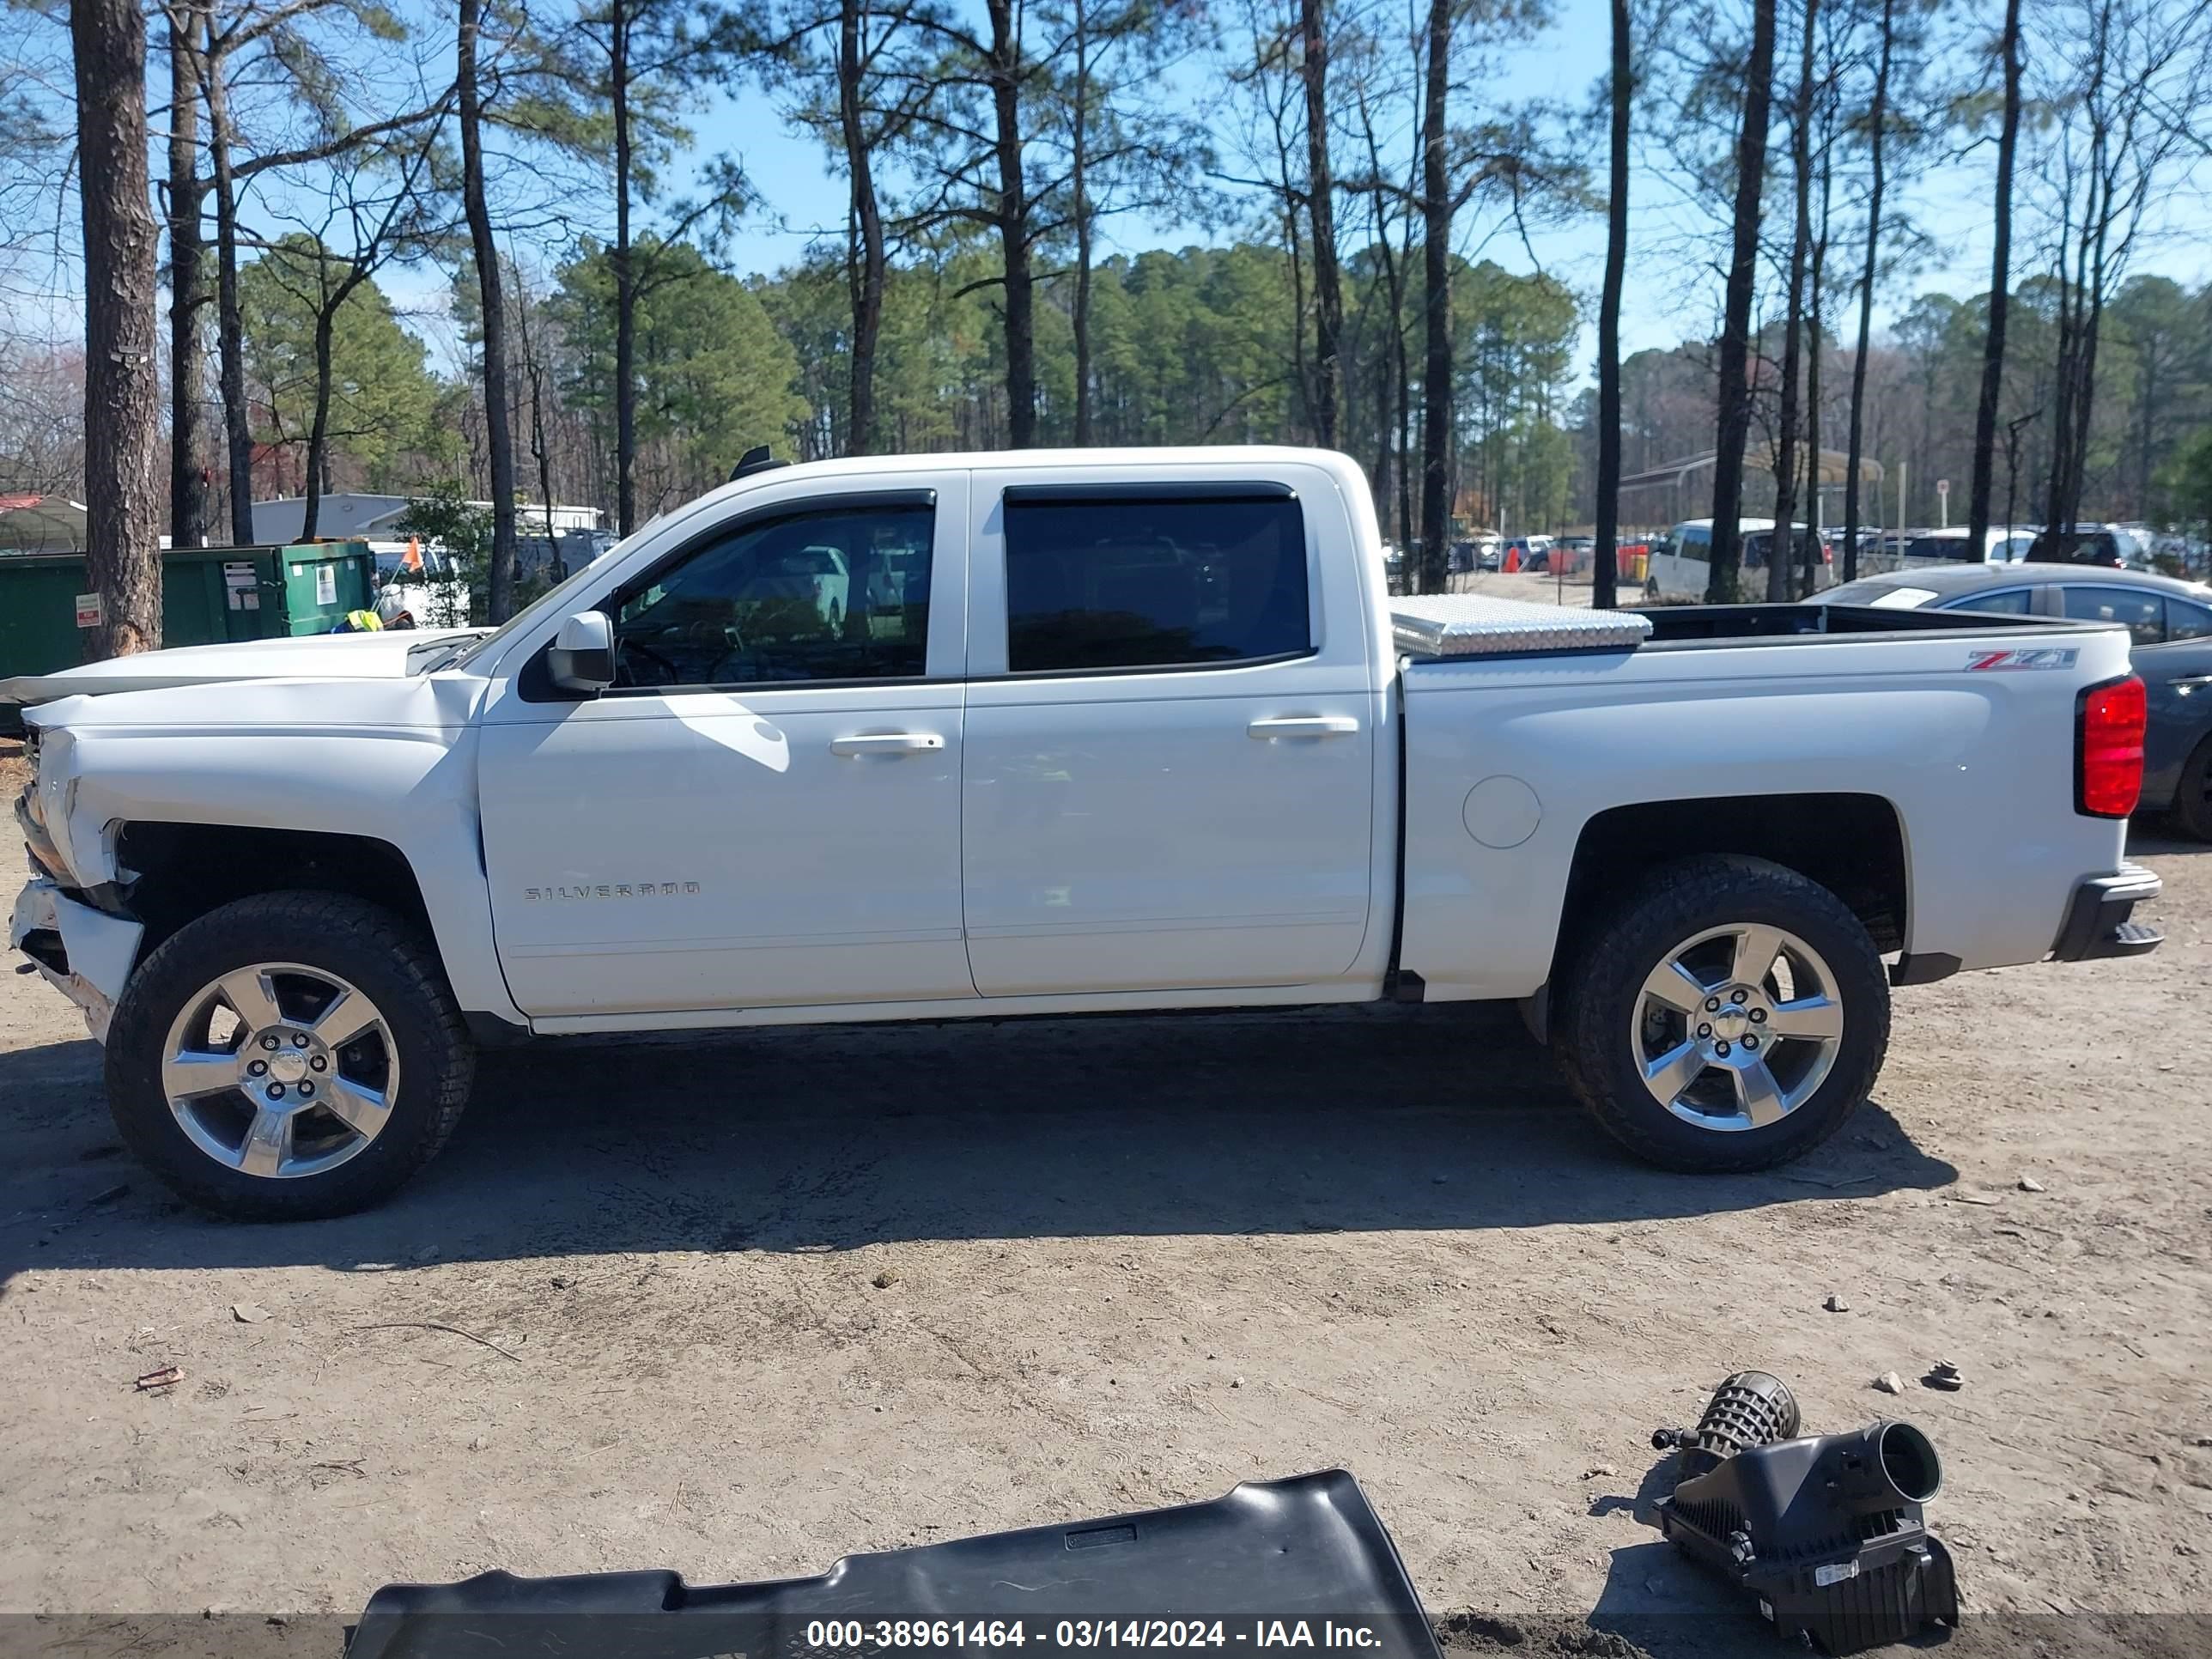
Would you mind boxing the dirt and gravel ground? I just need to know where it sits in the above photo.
[1,735,2208,1657]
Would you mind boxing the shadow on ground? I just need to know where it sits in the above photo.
[0,1002,1954,1284]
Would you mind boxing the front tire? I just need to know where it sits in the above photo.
[105,891,476,1220]
[1553,855,1889,1172]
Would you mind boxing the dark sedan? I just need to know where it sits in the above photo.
[1815,563,2212,840]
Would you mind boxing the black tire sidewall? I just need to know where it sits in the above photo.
[2174,736,2212,842]
[1559,858,1890,1172]
[105,893,472,1220]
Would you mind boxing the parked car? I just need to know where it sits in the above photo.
[12,447,2160,1218]
[1814,561,2212,840]
[1644,519,1832,600]
[1880,527,2038,567]
[1474,538,1503,572]
[2027,523,2150,569]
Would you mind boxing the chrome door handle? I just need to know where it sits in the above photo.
[2171,675,2212,691]
[1247,715,1361,738]
[830,732,945,756]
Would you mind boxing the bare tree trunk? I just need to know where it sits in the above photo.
[1769,0,1817,603]
[166,5,207,552]
[1841,0,1893,580]
[2042,5,2109,540]
[1594,0,1629,609]
[204,50,254,545]
[611,0,638,532]
[514,271,562,572]
[1416,0,1451,595]
[461,0,520,620]
[1395,204,1414,545]
[301,302,338,542]
[1071,0,1095,444]
[1966,0,2019,559]
[1300,0,1342,447]
[74,0,164,655]
[1706,0,1778,602]
[839,0,884,453]
[986,0,1037,447]
[1802,140,1829,599]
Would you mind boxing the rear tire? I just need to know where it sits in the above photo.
[2173,736,2212,842]
[105,891,476,1220]
[1553,855,1889,1172]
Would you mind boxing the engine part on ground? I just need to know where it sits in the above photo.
[346,1469,1443,1659]
[1654,1380,1959,1656]
[1648,1370,1801,1474]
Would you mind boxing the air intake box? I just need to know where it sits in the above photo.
[1654,1382,1959,1655]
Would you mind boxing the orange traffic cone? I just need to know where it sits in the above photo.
[1503,547,1521,574]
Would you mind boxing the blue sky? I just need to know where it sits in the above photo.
[652,0,2210,382]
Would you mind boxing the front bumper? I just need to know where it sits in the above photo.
[11,876,144,1042]
[2051,862,2164,962]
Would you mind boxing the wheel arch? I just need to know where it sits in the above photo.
[115,822,437,962]
[1551,793,1909,988]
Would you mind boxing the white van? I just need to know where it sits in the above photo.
[1644,519,1832,601]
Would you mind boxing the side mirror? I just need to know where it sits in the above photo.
[548,610,616,695]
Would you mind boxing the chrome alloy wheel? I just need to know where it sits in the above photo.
[1630,923,1844,1132]
[160,963,399,1179]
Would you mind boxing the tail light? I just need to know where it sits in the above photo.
[2076,674,2146,817]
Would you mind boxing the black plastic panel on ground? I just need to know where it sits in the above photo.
[345,1470,1443,1659]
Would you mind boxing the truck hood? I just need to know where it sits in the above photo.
[1,627,487,708]
[23,666,486,738]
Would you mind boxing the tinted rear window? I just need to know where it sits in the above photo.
[1004,495,1310,673]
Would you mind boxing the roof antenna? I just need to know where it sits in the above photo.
[730,445,789,482]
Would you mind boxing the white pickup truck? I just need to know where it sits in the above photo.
[10,447,2165,1219]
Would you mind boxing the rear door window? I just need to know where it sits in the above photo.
[1002,492,1311,674]
[2165,598,2212,642]
[2061,585,2165,647]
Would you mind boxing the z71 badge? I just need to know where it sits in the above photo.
[1966,647,2080,672]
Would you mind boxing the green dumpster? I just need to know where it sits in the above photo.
[0,540,375,684]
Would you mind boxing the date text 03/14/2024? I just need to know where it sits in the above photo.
[804,1620,1392,1650]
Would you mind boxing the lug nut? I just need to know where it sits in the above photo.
[298,1081,315,1098]
[1730,988,1748,1005]
[260,1033,280,1051]
[1714,1040,1732,1057]
[1742,1035,1759,1051]
[1749,1007,1767,1024]
[309,1054,327,1072]
[1698,1023,1713,1038]
[247,1060,268,1077]
[1705,998,1721,1012]
[292,1032,310,1048]
[265,1083,285,1101]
